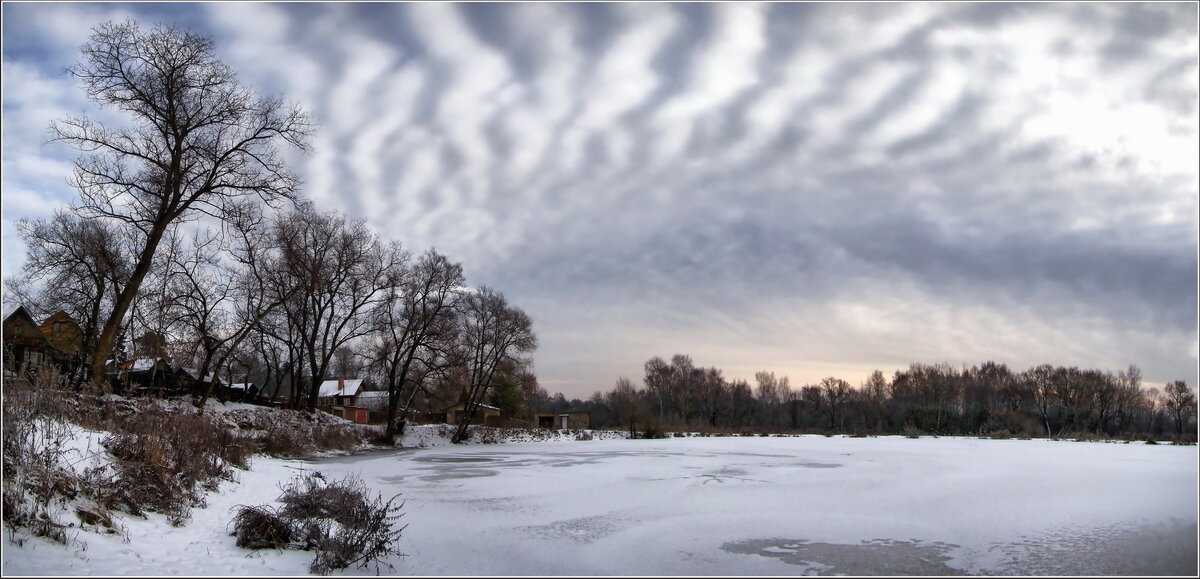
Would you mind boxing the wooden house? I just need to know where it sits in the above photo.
[317,378,369,424]
[536,411,591,430]
[2,305,51,377]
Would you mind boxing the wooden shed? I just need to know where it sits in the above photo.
[536,412,590,430]
[444,402,503,427]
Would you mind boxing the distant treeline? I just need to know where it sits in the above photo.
[535,356,1197,440]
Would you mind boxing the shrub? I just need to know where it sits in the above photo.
[231,504,292,549]
[2,366,83,545]
[988,429,1012,440]
[903,425,923,439]
[575,431,594,441]
[101,405,255,525]
[638,422,665,439]
[231,471,405,575]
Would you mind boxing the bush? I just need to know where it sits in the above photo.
[903,425,923,439]
[2,366,84,545]
[101,405,255,525]
[231,504,292,549]
[231,471,405,575]
[637,422,666,439]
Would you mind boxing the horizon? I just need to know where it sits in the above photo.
[2,2,1197,398]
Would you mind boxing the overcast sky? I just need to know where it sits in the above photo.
[2,2,1197,397]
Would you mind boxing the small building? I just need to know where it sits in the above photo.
[122,357,174,394]
[536,412,590,430]
[318,378,369,424]
[444,402,503,427]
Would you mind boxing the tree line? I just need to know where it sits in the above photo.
[557,355,1197,440]
[4,21,535,443]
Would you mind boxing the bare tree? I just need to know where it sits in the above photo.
[694,367,730,428]
[8,210,132,386]
[610,377,644,436]
[754,371,789,429]
[174,202,297,410]
[451,287,536,444]
[819,376,853,430]
[1023,364,1057,437]
[270,203,404,411]
[1163,380,1197,436]
[366,249,463,441]
[51,21,311,390]
[862,369,889,432]
[643,356,672,422]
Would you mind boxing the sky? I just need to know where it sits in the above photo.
[1,2,1197,398]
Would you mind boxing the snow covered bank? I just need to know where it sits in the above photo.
[395,423,629,448]
[4,434,1195,575]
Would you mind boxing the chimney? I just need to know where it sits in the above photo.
[338,377,345,392]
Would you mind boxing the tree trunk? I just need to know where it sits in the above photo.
[88,221,169,392]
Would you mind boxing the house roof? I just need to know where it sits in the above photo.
[178,366,221,383]
[443,402,501,412]
[126,358,165,372]
[318,378,363,397]
[356,390,389,399]
[228,383,255,390]
[3,304,35,324]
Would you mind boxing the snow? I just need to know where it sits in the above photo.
[4,430,1196,576]
[317,379,363,398]
[127,358,158,372]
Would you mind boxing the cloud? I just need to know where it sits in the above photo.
[2,2,1195,394]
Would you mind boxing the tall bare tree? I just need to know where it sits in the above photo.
[451,286,536,443]
[819,376,853,430]
[51,21,311,390]
[1164,380,1197,436]
[270,203,403,411]
[367,249,464,440]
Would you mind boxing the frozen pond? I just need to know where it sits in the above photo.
[308,436,1197,575]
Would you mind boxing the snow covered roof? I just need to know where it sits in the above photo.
[178,367,220,383]
[129,358,160,372]
[356,390,389,399]
[228,383,254,391]
[318,378,363,397]
[443,402,501,412]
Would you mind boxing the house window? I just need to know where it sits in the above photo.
[24,351,45,368]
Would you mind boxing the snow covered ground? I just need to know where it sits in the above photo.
[4,430,1196,576]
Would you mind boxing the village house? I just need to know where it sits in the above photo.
[110,357,174,395]
[317,378,369,424]
[2,305,51,378]
[3,306,89,381]
[39,311,84,359]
